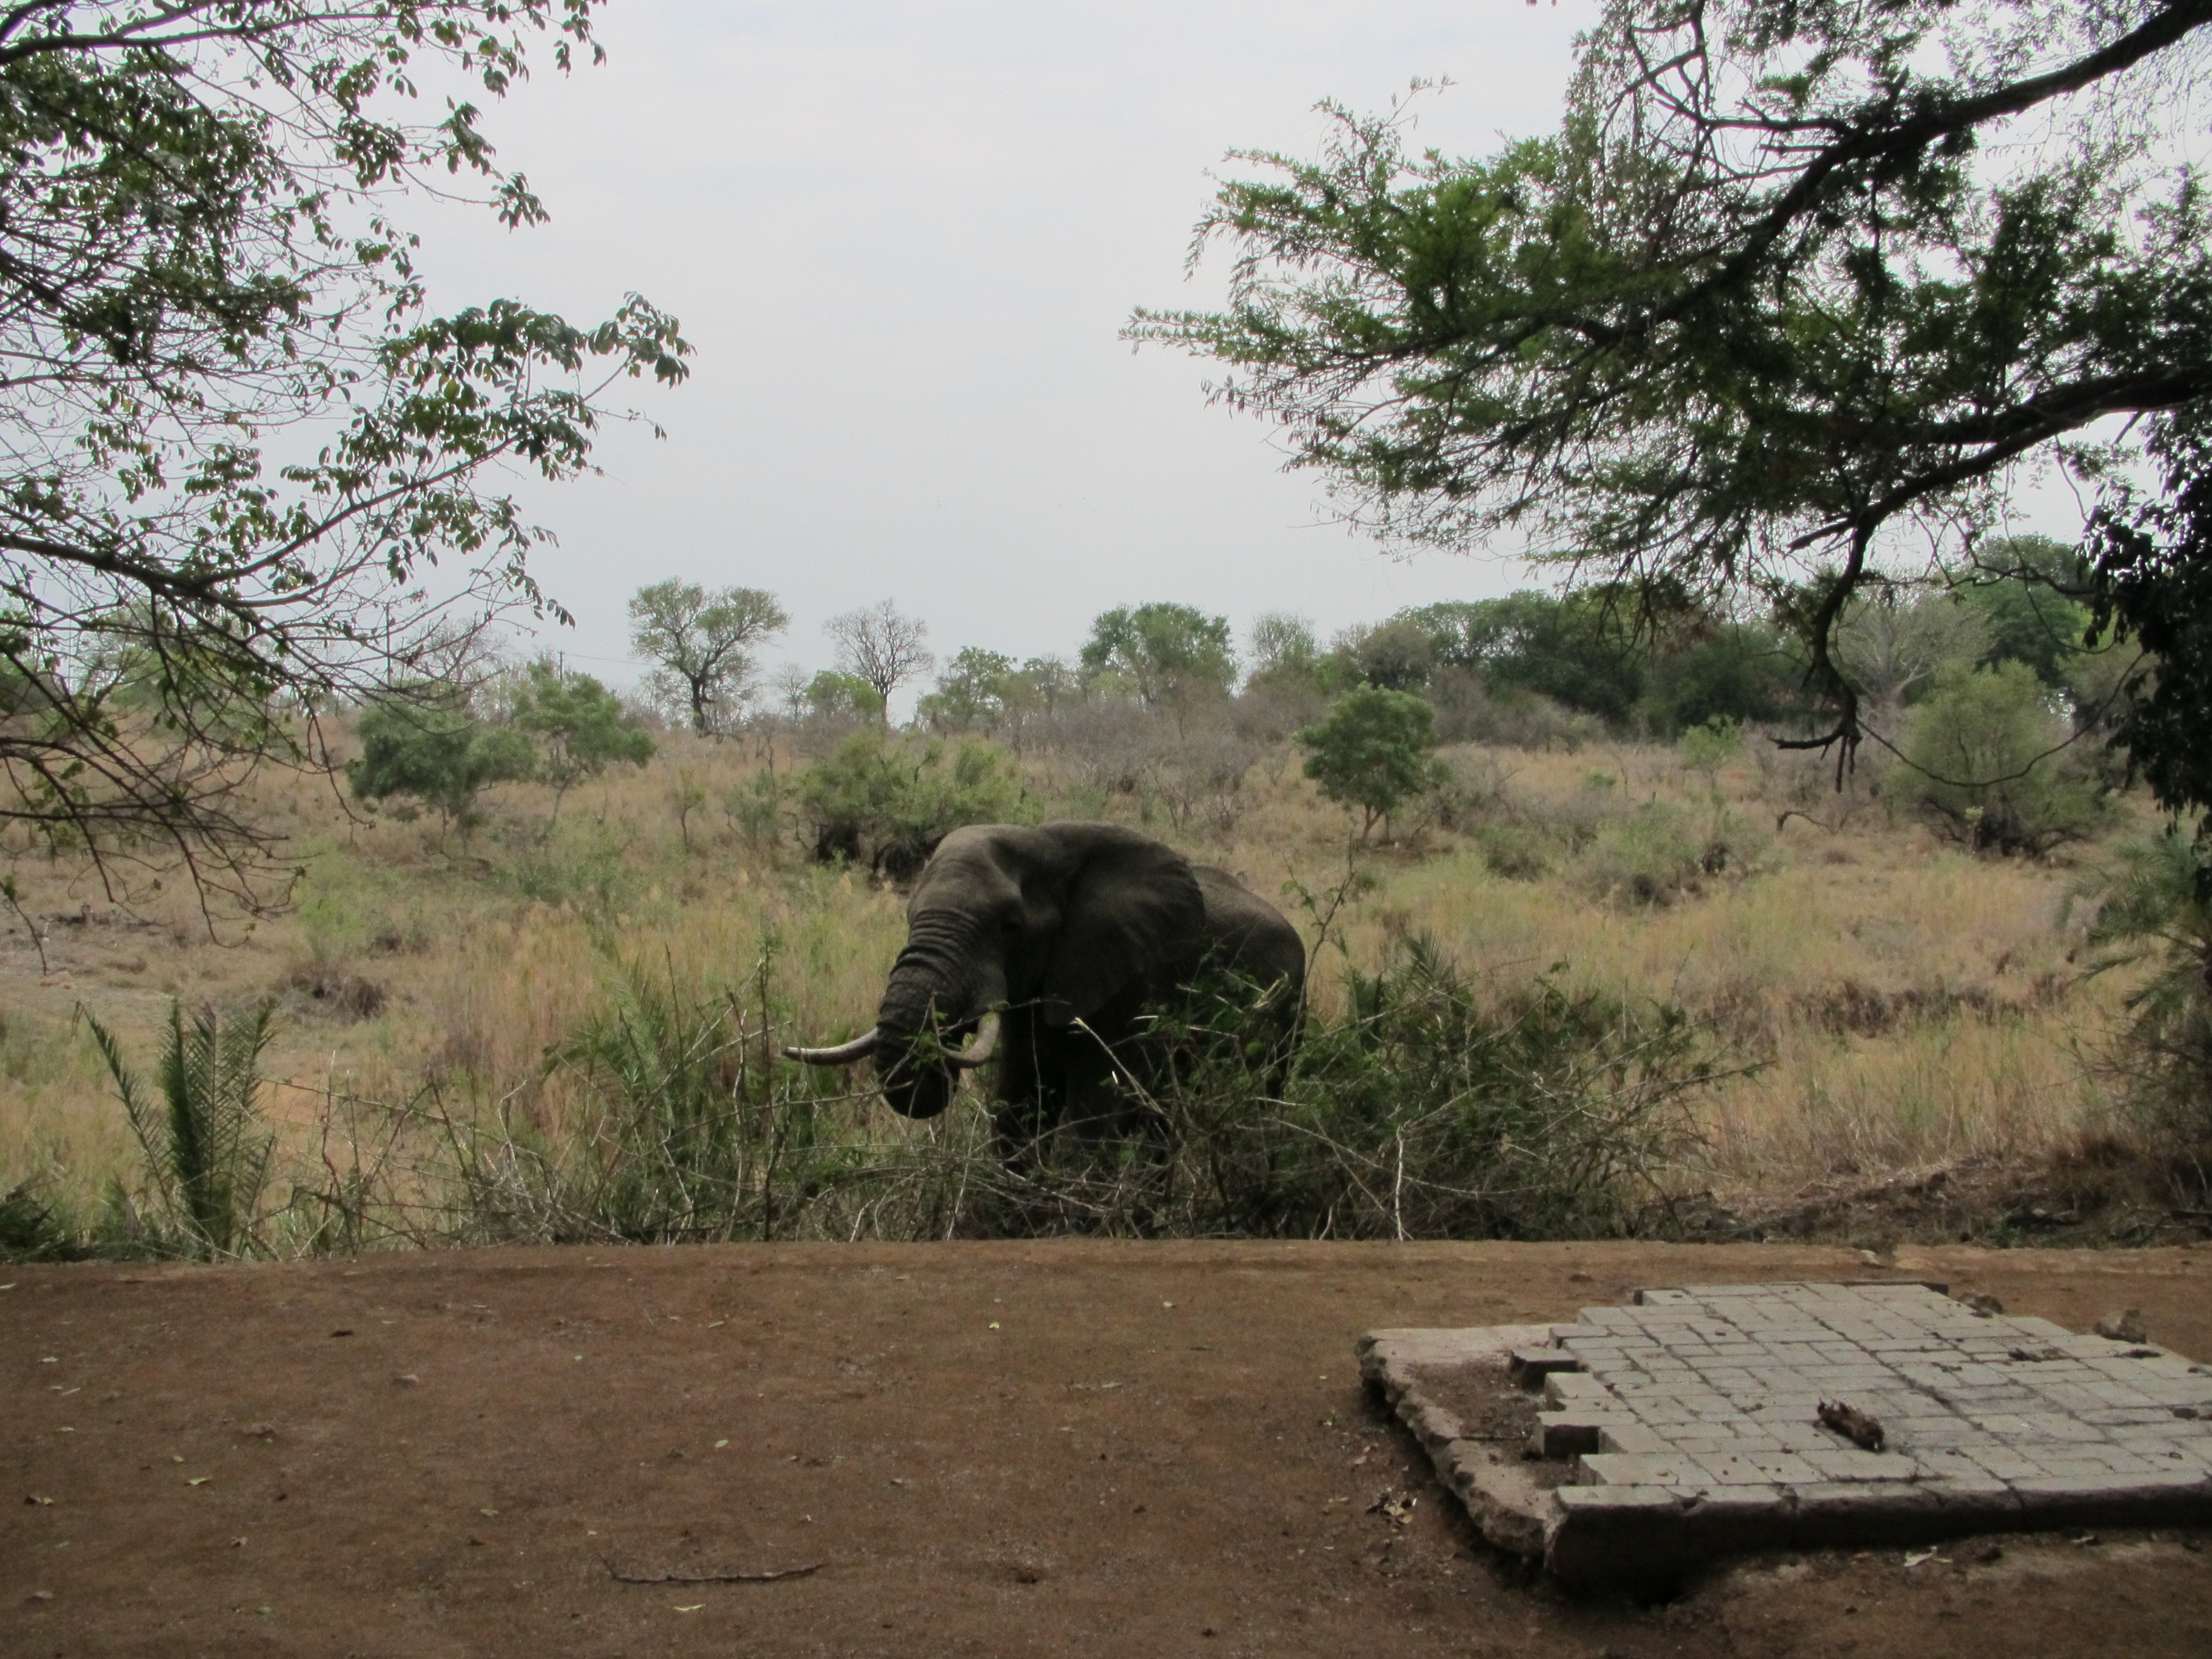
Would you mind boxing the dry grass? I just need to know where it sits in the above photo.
[0,719,2154,1244]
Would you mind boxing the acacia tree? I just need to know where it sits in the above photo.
[628,581,789,735]
[1332,617,1435,692]
[1014,655,1078,715]
[0,2,689,903]
[825,600,934,724]
[1133,0,2212,807]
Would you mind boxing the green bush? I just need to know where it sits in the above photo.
[796,734,1031,878]
[0,1182,70,1262]
[805,669,885,722]
[549,967,840,1242]
[347,691,535,837]
[725,769,788,853]
[1954,534,2093,691]
[437,960,901,1245]
[1583,803,1705,904]
[1472,821,1552,880]
[1081,936,1714,1239]
[1678,716,1743,780]
[1654,626,1804,731]
[106,953,1720,1248]
[508,820,641,914]
[509,659,654,823]
[1296,685,1446,840]
[1891,662,2113,854]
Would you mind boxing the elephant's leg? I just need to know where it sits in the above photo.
[991,1096,1050,1167]
[991,1013,1053,1167]
[1060,1057,1127,1144]
[1061,997,1166,1148]
[1242,996,1300,1104]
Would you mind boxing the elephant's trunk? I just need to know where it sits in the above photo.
[871,914,1007,1119]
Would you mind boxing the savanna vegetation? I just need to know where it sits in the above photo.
[4,561,2208,1261]
[6,2,2212,1262]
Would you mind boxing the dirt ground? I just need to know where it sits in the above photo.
[7,1240,2212,1659]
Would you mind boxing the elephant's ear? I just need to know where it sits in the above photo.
[1039,826,1205,1026]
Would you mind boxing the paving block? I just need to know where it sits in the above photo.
[1801,1446,1921,1481]
[1694,1450,1822,1486]
[1532,1412,1612,1458]
[1508,1346,1586,1385]
[1543,1371,1611,1409]
[1598,1421,1672,1455]
[1577,1452,1711,1489]
[1363,1286,2212,1595]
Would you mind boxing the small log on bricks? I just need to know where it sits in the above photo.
[1816,1400,1885,1451]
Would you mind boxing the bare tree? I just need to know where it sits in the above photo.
[825,602,935,725]
[766,663,813,723]
[629,581,789,736]
[1832,586,1990,732]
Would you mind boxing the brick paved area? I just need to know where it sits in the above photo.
[1360,1281,2212,1593]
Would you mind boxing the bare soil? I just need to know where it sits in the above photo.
[7,1240,2212,1658]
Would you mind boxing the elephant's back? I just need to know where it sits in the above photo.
[1190,865,1306,995]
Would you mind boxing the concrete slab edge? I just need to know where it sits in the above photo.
[1357,1324,1560,1559]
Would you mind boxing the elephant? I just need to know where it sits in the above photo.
[786,822,1305,1155]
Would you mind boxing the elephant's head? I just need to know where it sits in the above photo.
[786,822,1205,1118]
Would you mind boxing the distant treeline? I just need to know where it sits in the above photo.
[892,533,2106,749]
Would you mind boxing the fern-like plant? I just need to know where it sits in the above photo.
[88,1002,278,1260]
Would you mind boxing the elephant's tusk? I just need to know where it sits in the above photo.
[942,1009,1002,1070]
[783,1028,883,1066]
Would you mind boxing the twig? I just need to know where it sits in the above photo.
[602,1558,823,1584]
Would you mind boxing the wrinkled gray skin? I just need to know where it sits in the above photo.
[866,822,1305,1152]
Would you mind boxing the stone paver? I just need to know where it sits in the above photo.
[1360,1281,2212,1593]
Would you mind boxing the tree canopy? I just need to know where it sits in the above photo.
[1081,602,1236,727]
[1296,685,1441,842]
[1402,594,1648,724]
[919,647,1019,733]
[628,581,788,736]
[2086,404,2212,825]
[1133,0,2212,808]
[1,1,688,900]
[1245,612,1321,683]
[804,669,885,723]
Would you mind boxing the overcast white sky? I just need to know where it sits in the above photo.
[409,1,1593,707]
